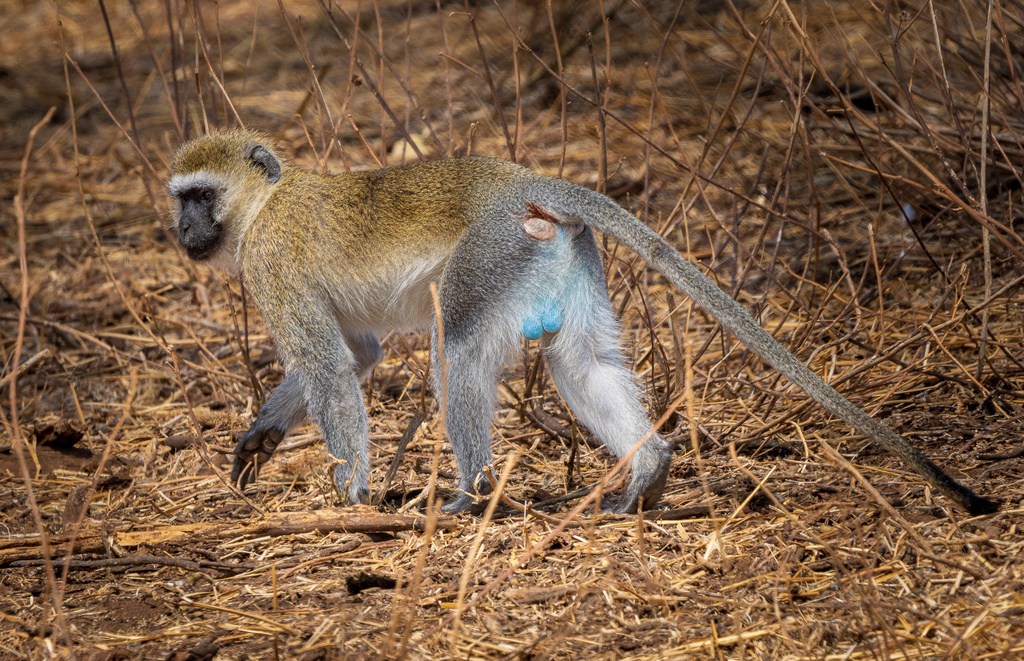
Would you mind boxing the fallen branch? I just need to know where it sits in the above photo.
[0,509,459,566]
[12,555,202,572]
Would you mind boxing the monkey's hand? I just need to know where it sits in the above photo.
[230,424,285,487]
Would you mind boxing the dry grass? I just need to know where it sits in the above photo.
[2,1,1023,659]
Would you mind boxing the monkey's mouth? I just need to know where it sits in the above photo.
[182,241,220,261]
[178,224,225,261]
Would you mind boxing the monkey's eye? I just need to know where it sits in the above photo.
[182,187,216,204]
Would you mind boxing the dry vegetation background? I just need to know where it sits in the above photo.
[2,0,1024,659]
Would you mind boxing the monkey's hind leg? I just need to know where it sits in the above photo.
[544,291,672,514]
[432,323,511,514]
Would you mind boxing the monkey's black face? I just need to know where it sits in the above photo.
[175,186,224,261]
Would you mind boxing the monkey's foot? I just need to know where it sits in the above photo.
[442,487,491,515]
[598,493,668,514]
[599,461,671,514]
[337,485,370,507]
[596,493,638,514]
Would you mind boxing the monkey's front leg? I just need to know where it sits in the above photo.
[232,370,308,486]
[233,333,381,490]
[303,355,373,506]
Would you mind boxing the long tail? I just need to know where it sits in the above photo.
[541,181,997,515]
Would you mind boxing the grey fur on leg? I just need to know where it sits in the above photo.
[542,234,672,513]
[433,329,504,513]
[545,330,672,513]
[432,216,531,514]
[301,350,372,506]
[336,332,380,504]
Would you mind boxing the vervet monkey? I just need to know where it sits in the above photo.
[168,129,997,516]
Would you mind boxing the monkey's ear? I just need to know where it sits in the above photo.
[248,145,282,184]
